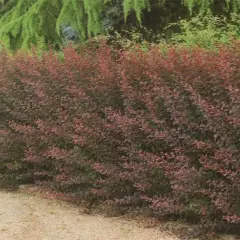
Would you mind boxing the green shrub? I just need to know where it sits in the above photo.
[164,14,240,49]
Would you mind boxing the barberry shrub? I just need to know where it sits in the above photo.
[1,40,240,232]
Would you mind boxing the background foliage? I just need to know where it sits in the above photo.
[0,0,239,50]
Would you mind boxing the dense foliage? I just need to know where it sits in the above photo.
[0,0,239,50]
[1,41,240,233]
[164,14,240,48]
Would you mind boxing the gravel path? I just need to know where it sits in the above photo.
[0,191,180,240]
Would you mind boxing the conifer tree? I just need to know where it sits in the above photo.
[0,0,239,50]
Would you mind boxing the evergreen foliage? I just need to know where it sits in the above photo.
[0,0,239,50]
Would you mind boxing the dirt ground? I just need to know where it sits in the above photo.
[0,191,180,240]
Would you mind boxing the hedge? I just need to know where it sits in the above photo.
[1,41,240,232]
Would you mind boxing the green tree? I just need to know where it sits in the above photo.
[0,0,239,50]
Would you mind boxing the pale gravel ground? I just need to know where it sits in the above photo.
[0,191,180,240]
